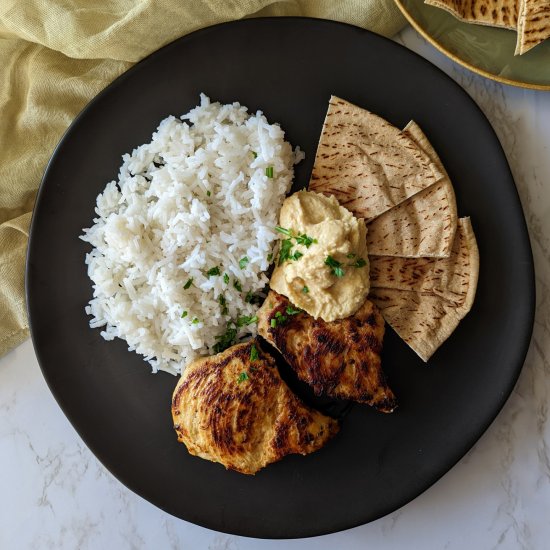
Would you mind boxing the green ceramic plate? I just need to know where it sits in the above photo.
[395,0,550,90]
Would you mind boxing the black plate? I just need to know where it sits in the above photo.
[26,18,535,539]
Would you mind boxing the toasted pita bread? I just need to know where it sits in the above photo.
[515,0,550,54]
[370,218,479,361]
[308,96,444,222]
[424,0,518,30]
[370,217,478,306]
[366,121,457,258]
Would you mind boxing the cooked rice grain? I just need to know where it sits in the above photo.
[81,94,302,374]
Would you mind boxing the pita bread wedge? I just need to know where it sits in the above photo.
[424,0,518,30]
[308,96,444,222]
[367,121,457,258]
[370,217,478,306]
[370,218,479,361]
[515,0,550,55]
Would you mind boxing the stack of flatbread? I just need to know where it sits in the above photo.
[309,96,479,362]
[424,0,550,55]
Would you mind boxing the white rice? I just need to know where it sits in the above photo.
[81,94,303,375]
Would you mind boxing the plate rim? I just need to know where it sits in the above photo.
[25,16,537,538]
[394,0,550,92]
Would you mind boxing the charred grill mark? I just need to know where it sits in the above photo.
[349,325,361,344]
[273,420,290,453]
[316,329,346,355]
[365,313,377,327]
[257,290,395,413]
[172,334,340,474]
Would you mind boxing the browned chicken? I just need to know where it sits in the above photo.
[172,339,339,475]
[257,291,397,413]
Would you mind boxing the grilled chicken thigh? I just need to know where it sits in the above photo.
[172,340,339,475]
[257,291,397,413]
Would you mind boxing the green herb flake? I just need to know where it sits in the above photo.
[324,255,345,278]
[346,253,356,259]
[183,278,193,290]
[302,285,309,294]
[270,318,277,328]
[212,323,237,354]
[274,311,288,324]
[267,253,273,262]
[244,292,261,305]
[223,273,229,284]
[237,371,249,383]
[206,190,211,197]
[181,310,188,318]
[191,317,200,325]
[206,266,221,277]
[239,257,249,269]
[295,233,316,248]
[252,151,258,159]
[250,343,259,362]
[275,226,293,237]
[351,258,367,268]
[265,166,274,178]
[286,306,302,316]
[275,227,316,257]
[233,279,242,292]
[237,315,258,327]
[278,239,294,265]
[218,294,228,315]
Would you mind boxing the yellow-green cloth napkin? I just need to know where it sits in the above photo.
[0,0,406,359]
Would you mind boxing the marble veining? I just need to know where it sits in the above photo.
[1,26,549,549]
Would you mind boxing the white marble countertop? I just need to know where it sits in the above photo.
[1,26,549,550]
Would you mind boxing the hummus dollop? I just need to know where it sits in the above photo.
[270,191,370,321]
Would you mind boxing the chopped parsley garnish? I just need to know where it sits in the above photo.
[276,226,317,247]
[302,285,309,294]
[252,151,258,159]
[181,310,188,318]
[271,311,288,328]
[218,294,228,315]
[350,257,367,268]
[237,371,249,383]
[223,273,229,284]
[213,323,237,353]
[346,253,356,259]
[237,315,258,327]
[191,317,200,325]
[183,278,193,289]
[245,291,262,305]
[278,239,294,265]
[275,226,293,237]
[285,306,302,316]
[233,279,242,292]
[250,343,259,362]
[295,233,317,248]
[265,166,274,178]
[325,255,345,278]
[275,226,317,265]
[206,266,221,277]
[239,257,249,269]
[206,190,211,197]
[267,253,273,262]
